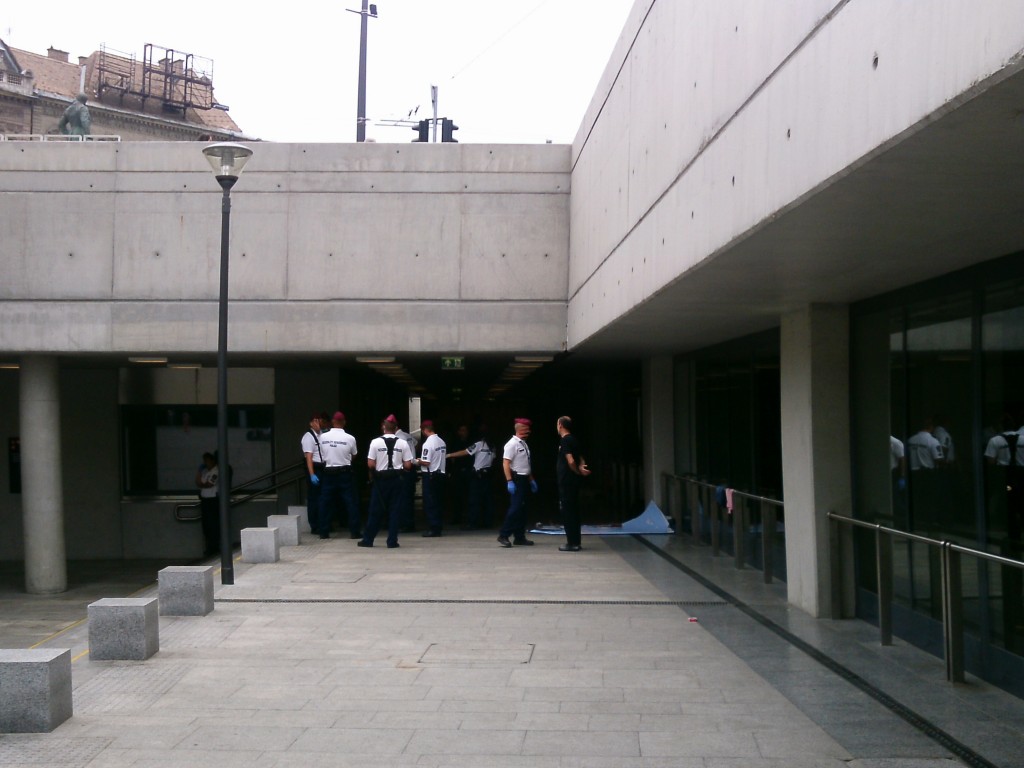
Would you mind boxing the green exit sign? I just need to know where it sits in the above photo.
[441,357,464,370]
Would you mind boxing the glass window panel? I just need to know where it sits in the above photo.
[904,294,973,537]
[121,405,274,496]
[982,279,1024,653]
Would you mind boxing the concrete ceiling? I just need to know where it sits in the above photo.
[573,65,1024,357]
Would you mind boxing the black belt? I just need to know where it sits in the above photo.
[313,462,326,469]
[324,466,352,473]
[513,473,530,478]
[375,469,401,479]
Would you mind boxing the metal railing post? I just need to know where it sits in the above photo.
[762,501,775,584]
[829,515,843,620]
[941,542,965,682]
[710,487,720,556]
[876,527,893,646]
[663,473,671,528]
[688,482,700,544]
[675,476,684,534]
[733,492,746,569]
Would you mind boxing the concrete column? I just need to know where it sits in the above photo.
[20,356,66,594]
[641,356,674,508]
[780,305,851,618]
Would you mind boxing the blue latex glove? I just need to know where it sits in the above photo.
[506,480,516,495]
[897,477,906,491]
[530,479,538,493]
[310,474,320,486]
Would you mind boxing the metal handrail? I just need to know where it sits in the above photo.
[828,510,1024,683]
[230,460,306,494]
[660,472,784,583]
[174,460,307,521]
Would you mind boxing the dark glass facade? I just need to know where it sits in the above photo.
[675,330,785,577]
[684,330,782,497]
[851,254,1024,695]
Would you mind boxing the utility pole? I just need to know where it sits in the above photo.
[348,1,378,142]
[430,85,438,143]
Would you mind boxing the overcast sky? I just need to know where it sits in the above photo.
[5,0,634,144]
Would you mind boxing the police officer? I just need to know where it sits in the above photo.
[418,420,447,537]
[447,427,495,529]
[301,412,326,536]
[497,418,536,547]
[555,416,591,552]
[395,422,419,532]
[318,411,360,539]
[448,424,472,525]
[907,417,944,530]
[359,415,414,548]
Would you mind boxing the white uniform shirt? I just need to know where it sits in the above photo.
[319,428,358,467]
[396,429,418,457]
[907,431,943,471]
[889,436,904,472]
[466,440,495,471]
[933,426,955,463]
[369,434,413,471]
[420,434,447,473]
[199,466,219,498]
[984,431,1024,467]
[503,435,531,475]
[301,429,324,464]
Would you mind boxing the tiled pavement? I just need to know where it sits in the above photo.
[1,530,1022,767]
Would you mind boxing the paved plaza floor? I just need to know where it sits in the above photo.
[1,530,1022,767]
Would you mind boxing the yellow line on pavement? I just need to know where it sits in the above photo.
[29,618,85,649]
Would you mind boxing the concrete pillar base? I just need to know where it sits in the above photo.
[0,649,73,732]
[158,566,215,616]
[88,598,159,660]
[241,527,280,563]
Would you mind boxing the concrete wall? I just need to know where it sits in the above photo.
[0,371,22,559]
[567,0,1024,347]
[61,369,122,559]
[0,363,292,562]
[780,305,852,617]
[0,142,570,355]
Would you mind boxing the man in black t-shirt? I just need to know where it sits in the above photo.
[556,416,591,552]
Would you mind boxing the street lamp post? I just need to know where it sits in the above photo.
[348,1,378,141]
[201,142,253,586]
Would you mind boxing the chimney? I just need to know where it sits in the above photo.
[78,56,89,66]
[47,47,69,62]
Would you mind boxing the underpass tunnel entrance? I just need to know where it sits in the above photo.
[308,353,644,532]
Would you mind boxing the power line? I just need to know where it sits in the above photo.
[448,0,554,81]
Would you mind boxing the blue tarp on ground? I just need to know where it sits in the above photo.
[530,501,674,535]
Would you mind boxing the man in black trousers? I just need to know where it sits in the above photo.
[555,416,591,552]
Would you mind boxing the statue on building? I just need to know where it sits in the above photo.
[58,93,91,136]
